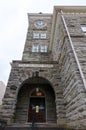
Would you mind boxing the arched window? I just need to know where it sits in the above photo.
[31,88,45,97]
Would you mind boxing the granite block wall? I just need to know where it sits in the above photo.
[52,13,86,129]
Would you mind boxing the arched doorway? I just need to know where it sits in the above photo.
[28,88,46,122]
[14,77,56,123]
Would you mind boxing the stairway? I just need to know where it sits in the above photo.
[4,123,67,130]
[4,127,67,130]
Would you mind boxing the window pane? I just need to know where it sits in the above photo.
[41,33,46,39]
[41,45,47,52]
[32,45,39,52]
[81,24,86,32]
[31,88,44,96]
[81,27,86,32]
[33,33,39,39]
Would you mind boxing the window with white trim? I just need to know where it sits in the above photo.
[33,33,39,39]
[41,45,47,52]
[81,24,86,35]
[33,31,46,39]
[41,33,46,39]
[32,45,39,52]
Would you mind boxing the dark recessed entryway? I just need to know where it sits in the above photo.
[14,77,56,123]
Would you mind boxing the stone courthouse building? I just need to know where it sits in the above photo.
[1,6,86,130]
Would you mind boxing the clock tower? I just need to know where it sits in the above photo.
[22,13,52,62]
[1,13,60,126]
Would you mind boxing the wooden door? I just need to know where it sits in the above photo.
[28,97,46,122]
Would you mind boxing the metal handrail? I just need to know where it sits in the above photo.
[31,112,36,130]
[60,10,86,89]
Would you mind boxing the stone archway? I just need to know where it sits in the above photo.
[14,77,56,123]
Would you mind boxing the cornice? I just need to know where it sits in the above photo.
[50,6,86,50]
[54,6,86,13]
[28,13,52,17]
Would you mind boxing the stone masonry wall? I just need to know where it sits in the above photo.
[0,61,65,125]
[64,14,86,129]
[52,13,86,129]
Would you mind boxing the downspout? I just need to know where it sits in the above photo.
[60,10,86,89]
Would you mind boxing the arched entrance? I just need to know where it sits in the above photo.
[14,77,56,123]
[28,88,46,122]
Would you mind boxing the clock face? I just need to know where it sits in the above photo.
[34,20,46,27]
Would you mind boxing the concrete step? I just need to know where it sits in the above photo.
[4,127,67,130]
[4,123,67,130]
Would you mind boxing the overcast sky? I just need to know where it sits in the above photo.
[0,0,86,85]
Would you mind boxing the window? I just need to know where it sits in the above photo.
[33,32,46,39]
[41,45,47,52]
[41,33,46,39]
[81,24,86,35]
[33,33,39,39]
[32,45,39,52]
[31,88,45,97]
[32,44,47,53]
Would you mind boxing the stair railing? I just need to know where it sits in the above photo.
[31,105,39,130]
[31,112,36,130]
